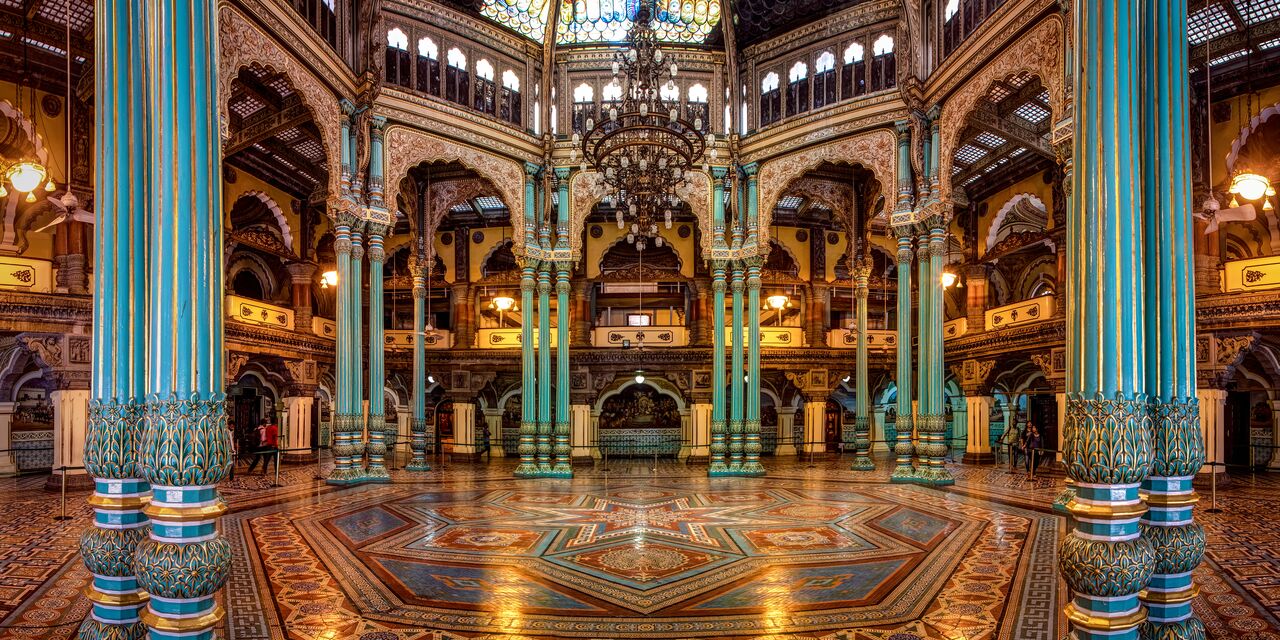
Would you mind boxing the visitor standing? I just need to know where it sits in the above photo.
[246,418,280,475]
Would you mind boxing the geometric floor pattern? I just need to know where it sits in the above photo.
[231,474,1061,638]
[4,457,1280,639]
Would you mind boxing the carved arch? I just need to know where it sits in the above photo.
[569,169,711,259]
[383,126,525,250]
[229,190,294,249]
[937,16,1065,201]
[594,375,688,411]
[757,129,897,247]
[218,7,343,200]
[985,193,1047,250]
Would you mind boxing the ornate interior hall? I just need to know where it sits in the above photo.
[0,0,1279,638]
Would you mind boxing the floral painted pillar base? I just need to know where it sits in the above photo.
[741,419,765,476]
[851,416,875,471]
[889,415,917,483]
[406,417,431,472]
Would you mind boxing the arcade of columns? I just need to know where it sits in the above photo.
[74,0,1205,638]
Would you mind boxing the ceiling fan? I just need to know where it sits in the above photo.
[31,191,93,234]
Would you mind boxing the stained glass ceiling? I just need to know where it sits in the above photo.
[479,0,723,45]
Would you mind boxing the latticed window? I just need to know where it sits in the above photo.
[841,42,866,99]
[416,37,440,96]
[686,83,708,133]
[572,82,596,135]
[445,47,470,106]
[871,34,896,91]
[474,59,496,114]
[500,70,522,126]
[942,0,1007,57]
[291,0,337,49]
[786,61,809,117]
[385,28,410,87]
[759,72,781,126]
[813,51,836,109]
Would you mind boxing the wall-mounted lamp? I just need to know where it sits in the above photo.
[941,268,958,289]
[320,270,338,289]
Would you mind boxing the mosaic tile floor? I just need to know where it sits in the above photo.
[1,456,1279,639]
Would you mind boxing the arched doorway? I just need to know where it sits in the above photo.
[228,373,278,455]
[597,382,683,458]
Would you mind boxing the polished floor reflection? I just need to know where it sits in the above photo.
[3,459,1280,639]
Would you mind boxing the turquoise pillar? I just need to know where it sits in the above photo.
[364,225,390,481]
[889,233,916,482]
[743,257,764,476]
[913,232,930,480]
[328,216,358,482]
[728,263,745,472]
[407,261,430,471]
[709,260,729,475]
[515,168,538,477]
[536,228,553,474]
[1140,0,1205,635]
[708,167,728,476]
[134,0,233,637]
[851,260,875,470]
[349,226,366,474]
[1059,0,1154,637]
[924,224,953,484]
[553,169,573,477]
[80,0,151,634]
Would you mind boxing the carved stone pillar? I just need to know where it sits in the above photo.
[452,283,474,349]
[571,279,591,347]
[287,262,317,329]
[804,284,828,347]
[965,264,988,332]
[1194,215,1221,293]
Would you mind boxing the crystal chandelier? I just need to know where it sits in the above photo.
[575,0,710,249]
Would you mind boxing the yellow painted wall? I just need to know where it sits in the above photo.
[822,230,848,282]
[583,221,696,279]
[976,172,1054,258]
[772,226,811,281]
[470,226,516,281]
[434,232,456,284]
[223,173,301,253]
[0,81,70,185]
[1210,84,1280,188]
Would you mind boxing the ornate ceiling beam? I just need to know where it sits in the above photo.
[225,97,314,156]
[968,107,1053,158]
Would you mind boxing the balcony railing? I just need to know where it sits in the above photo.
[227,295,295,331]
[725,326,803,347]
[1223,256,1280,293]
[477,327,557,349]
[826,328,899,350]
[385,330,453,350]
[985,296,1053,331]
[0,257,52,292]
[313,317,336,339]
[592,326,688,348]
[944,318,968,340]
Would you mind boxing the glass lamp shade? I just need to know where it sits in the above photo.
[7,161,47,193]
[941,270,958,288]
[321,270,339,287]
[1230,172,1271,202]
[492,296,515,311]
[766,294,789,310]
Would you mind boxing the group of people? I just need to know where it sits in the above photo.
[1000,423,1044,472]
[224,418,280,479]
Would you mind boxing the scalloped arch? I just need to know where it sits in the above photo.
[218,7,343,201]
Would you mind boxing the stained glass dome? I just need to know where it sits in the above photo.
[479,0,722,45]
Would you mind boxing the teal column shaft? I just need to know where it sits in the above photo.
[709,262,728,475]
[1140,0,1205,634]
[136,1,232,637]
[890,235,916,482]
[339,108,352,187]
[927,227,952,485]
[349,231,366,473]
[328,224,357,482]
[729,264,745,471]
[915,233,930,482]
[851,264,874,471]
[1060,1,1153,638]
[895,121,913,210]
[553,263,572,476]
[80,0,151,632]
[515,263,538,476]
[365,232,390,481]
[743,260,764,476]
[536,260,552,472]
[407,272,430,471]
